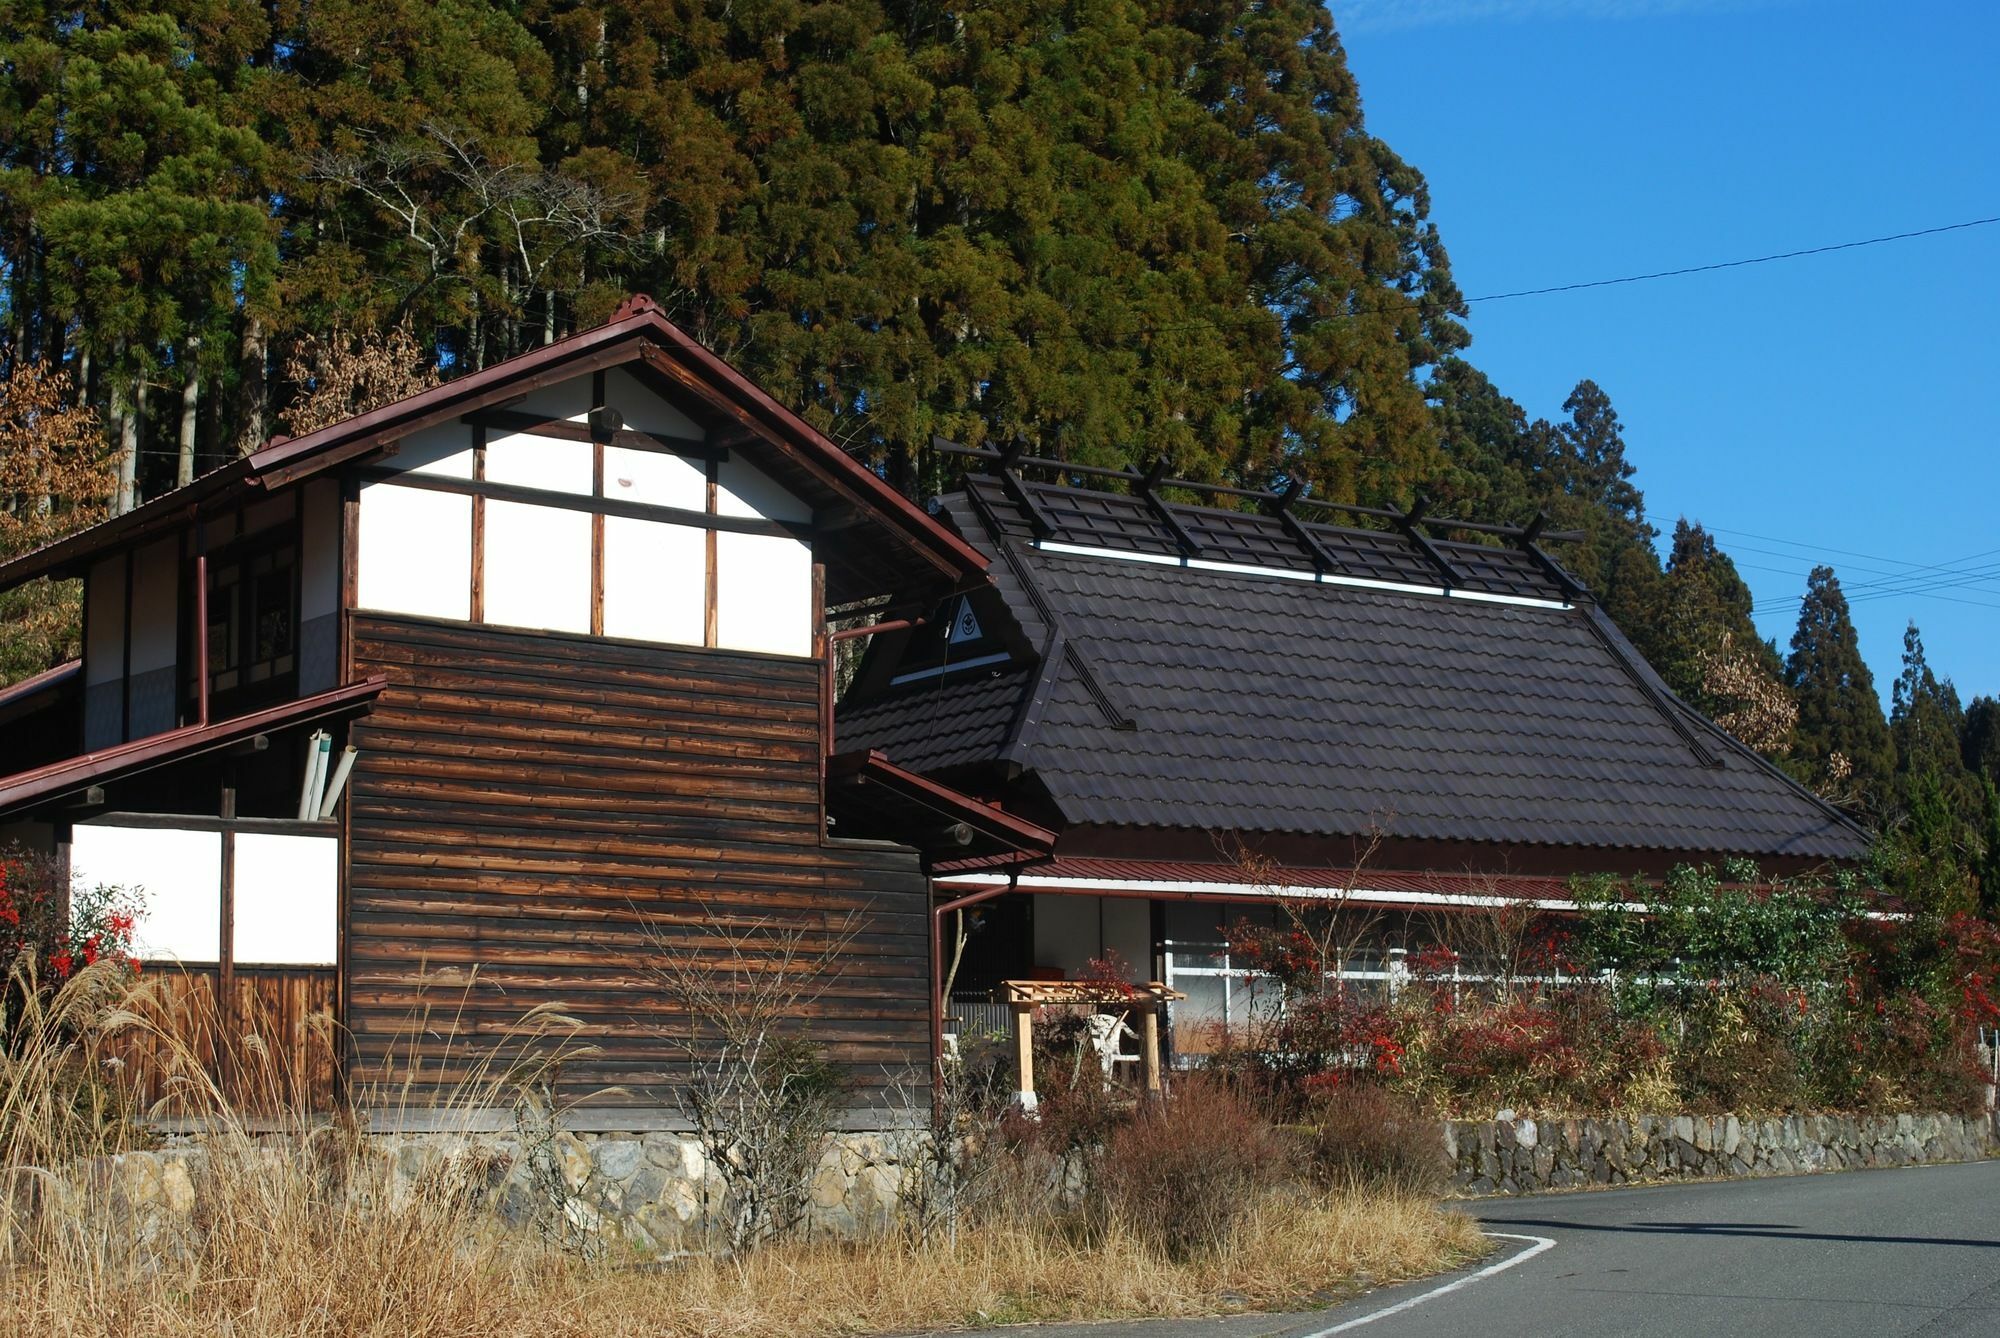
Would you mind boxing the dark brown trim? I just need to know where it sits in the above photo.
[463,407,724,463]
[120,547,133,742]
[217,824,236,1091]
[338,477,359,687]
[703,459,720,649]
[590,434,606,636]
[354,466,804,540]
[469,430,487,624]
[194,553,209,727]
[814,561,829,805]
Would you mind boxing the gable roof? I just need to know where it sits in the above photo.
[0,298,986,605]
[838,482,1871,863]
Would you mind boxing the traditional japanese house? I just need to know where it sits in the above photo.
[0,299,1053,1123]
[835,447,1873,1052]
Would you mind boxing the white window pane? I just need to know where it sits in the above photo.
[484,431,594,495]
[716,458,812,523]
[483,501,592,633]
[232,833,338,966]
[71,825,222,963]
[603,446,707,512]
[603,517,706,645]
[357,484,471,620]
[715,531,813,656]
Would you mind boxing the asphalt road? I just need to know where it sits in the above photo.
[941,1159,2000,1338]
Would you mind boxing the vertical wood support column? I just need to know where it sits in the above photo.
[1012,1002,1037,1114]
[217,821,237,1101]
[1140,1001,1163,1095]
[703,460,720,648]
[469,429,487,624]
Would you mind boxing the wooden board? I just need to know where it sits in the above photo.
[344,613,931,1112]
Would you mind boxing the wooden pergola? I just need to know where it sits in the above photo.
[999,979,1186,1110]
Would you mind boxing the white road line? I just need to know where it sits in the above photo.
[1298,1231,1558,1335]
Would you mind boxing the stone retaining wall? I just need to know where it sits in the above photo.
[43,1129,917,1257]
[1447,1110,2000,1195]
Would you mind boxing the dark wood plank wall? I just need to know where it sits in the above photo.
[108,966,337,1116]
[344,614,930,1111]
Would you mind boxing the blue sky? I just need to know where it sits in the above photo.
[1337,0,1999,706]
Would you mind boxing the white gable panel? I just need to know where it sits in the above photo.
[233,833,338,966]
[394,423,477,478]
[357,484,472,620]
[485,430,595,495]
[603,446,706,512]
[605,367,705,440]
[717,457,812,523]
[72,825,222,963]
[603,517,706,645]
[484,501,592,633]
[716,531,813,656]
[509,378,591,424]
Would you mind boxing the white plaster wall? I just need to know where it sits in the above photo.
[715,532,812,656]
[484,431,594,495]
[483,501,592,634]
[356,483,472,620]
[509,379,591,424]
[717,457,812,523]
[602,517,706,645]
[71,825,223,963]
[603,446,706,512]
[128,539,178,674]
[394,423,477,478]
[604,367,705,440]
[232,833,339,966]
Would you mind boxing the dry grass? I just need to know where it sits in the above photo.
[0,964,1485,1337]
[1,1188,1484,1337]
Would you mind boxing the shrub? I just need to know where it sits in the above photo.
[1302,1081,1446,1195]
[1099,1076,1285,1259]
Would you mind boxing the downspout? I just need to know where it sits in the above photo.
[930,874,1017,1076]
[822,615,926,779]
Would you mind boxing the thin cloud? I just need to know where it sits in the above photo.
[1335,0,1778,34]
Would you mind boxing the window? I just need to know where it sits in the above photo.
[193,531,300,716]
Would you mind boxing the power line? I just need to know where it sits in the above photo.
[1023,212,2000,344]
[1465,216,2000,303]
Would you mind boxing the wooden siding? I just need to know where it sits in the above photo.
[108,966,337,1116]
[344,613,930,1111]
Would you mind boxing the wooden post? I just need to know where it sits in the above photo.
[1012,1002,1037,1114]
[1140,1003,1162,1094]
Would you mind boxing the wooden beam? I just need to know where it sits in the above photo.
[462,407,724,463]
[1388,496,1465,589]
[1134,457,1204,557]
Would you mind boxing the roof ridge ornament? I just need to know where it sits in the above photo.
[610,292,665,321]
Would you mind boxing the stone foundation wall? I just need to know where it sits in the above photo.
[1447,1111,2000,1195]
[54,1128,918,1257]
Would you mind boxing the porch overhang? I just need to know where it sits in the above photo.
[0,678,388,820]
[827,749,1055,869]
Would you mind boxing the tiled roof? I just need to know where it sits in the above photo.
[837,491,1870,862]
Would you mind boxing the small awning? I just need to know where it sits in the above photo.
[827,749,1055,869]
[0,678,387,819]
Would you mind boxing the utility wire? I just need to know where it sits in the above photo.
[1465,216,2000,303]
[1024,213,2000,344]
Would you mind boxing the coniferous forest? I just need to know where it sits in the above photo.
[1,0,1994,910]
